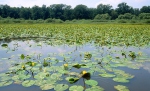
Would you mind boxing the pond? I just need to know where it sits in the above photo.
[0,38,150,91]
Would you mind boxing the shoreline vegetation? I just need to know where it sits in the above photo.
[0,2,150,24]
[0,17,150,24]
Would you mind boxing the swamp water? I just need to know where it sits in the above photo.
[0,39,150,91]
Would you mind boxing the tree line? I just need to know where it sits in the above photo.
[0,2,150,21]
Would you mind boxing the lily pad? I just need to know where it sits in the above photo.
[0,81,13,87]
[1,44,8,48]
[22,80,35,87]
[0,76,11,81]
[18,74,31,80]
[66,77,79,84]
[40,84,54,90]
[85,80,98,86]
[69,85,84,91]
[114,85,129,91]
[54,84,69,91]
[20,54,25,60]
[34,72,48,80]
[85,86,104,91]
[99,73,115,78]
[113,77,129,83]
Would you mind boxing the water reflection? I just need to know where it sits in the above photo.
[0,39,150,91]
[143,62,150,73]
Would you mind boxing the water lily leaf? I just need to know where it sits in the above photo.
[113,77,129,83]
[73,64,86,69]
[18,74,31,80]
[54,84,69,91]
[20,54,25,60]
[0,81,13,87]
[127,64,142,69]
[114,85,129,91]
[1,44,8,48]
[85,86,104,91]
[40,84,54,90]
[34,80,46,86]
[69,85,84,91]
[34,72,48,80]
[73,64,81,69]
[50,73,62,80]
[85,80,98,86]
[66,77,79,84]
[0,76,12,81]
[12,75,19,81]
[0,73,8,77]
[99,73,115,78]
[22,80,35,87]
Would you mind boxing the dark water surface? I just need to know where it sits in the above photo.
[0,39,150,91]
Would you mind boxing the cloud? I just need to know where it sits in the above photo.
[57,48,66,53]
[1,0,79,7]
[96,0,149,8]
[95,0,122,8]
[0,0,149,8]
[143,63,150,73]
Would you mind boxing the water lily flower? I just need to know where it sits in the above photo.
[82,70,87,75]
[64,63,68,70]
[31,62,35,66]
[64,63,68,67]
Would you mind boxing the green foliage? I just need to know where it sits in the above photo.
[69,85,84,91]
[114,85,129,91]
[0,3,149,22]
[118,19,127,23]
[139,13,150,19]
[45,18,64,23]
[85,80,98,86]
[94,13,111,20]
[118,13,135,19]
[0,24,150,91]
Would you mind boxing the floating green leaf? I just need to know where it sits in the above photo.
[73,64,86,69]
[66,77,79,84]
[18,74,31,80]
[99,73,115,78]
[113,77,129,83]
[114,85,129,91]
[85,80,98,86]
[85,86,104,91]
[1,44,8,48]
[40,84,54,90]
[20,54,25,60]
[69,85,84,91]
[22,80,35,87]
[0,81,13,87]
[54,84,68,91]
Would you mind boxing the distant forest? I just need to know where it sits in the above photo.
[0,2,150,21]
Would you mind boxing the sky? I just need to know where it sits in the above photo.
[0,0,149,9]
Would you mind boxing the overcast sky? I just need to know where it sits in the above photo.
[0,0,149,9]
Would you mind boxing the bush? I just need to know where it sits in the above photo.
[0,16,3,20]
[118,13,135,19]
[25,20,35,24]
[72,19,77,22]
[139,13,150,19]
[144,19,150,23]
[130,20,136,23]
[118,20,127,23]
[94,13,111,20]
[45,18,54,23]
[36,19,44,23]
[45,18,63,23]
[54,19,64,23]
